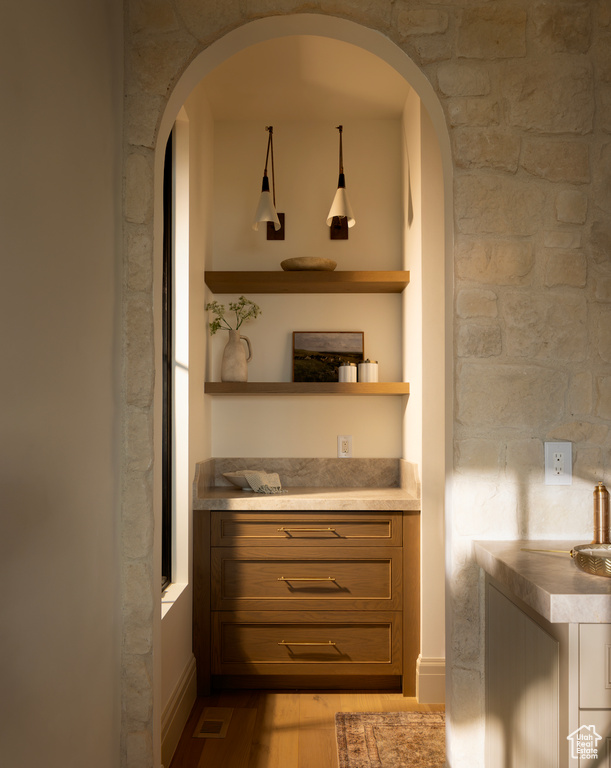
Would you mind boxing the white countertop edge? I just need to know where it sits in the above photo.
[194,486,420,511]
[473,540,611,624]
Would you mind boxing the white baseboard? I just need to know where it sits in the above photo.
[416,655,446,704]
[161,655,197,768]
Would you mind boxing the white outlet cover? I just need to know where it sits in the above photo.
[544,441,572,485]
[337,435,352,458]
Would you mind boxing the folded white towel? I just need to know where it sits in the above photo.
[242,470,287,494]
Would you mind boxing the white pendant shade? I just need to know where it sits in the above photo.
[252,187,281,231]
[326,185,355,228]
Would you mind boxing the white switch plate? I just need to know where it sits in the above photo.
[544,441,572,485]
[337,435,352,458]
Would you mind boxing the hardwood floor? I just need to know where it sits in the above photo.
[169,690,444,768]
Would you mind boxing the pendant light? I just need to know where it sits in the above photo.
[252,125,285,240]
[326,125,355,239]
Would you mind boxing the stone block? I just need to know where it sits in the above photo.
[543,231,582,249]
[453,128,520,172]
[456,363,567,429]
[521,139,590,183]
[125,295,154,408]
[556,190,588,224]
[126,226,153,293]
[129,0,180,34]
[598,307,611,362]
[457,322,502,358]
[457,7,526,59]
[126,731,153,768]
[125,152,154,225]
[600,85,611,134]
[396,8,448,36]
[437,63,490,96]
[551,420,608,446]
[575,445,604,486]
[446,97,500,127]
[588,218,611,269]
[456,288,498,318]
[455,238,534,285]
[126,31,196,95]
[123,561,154,654]
[125,93,164,150]
[123,654,153,725]
[455,175,546,236]
[502,292,588,361]
[592,142,611,214]
[595,277,611,301]
[455,438,503,477]
[544,250,587,288]
[125,407,153,473]
[174,0,242,43]
[531,1,592,54]
[406,35,452,64]
[319,0,392,29]
[569,371,593,417]
[123,474,154,561]
[506,438,544,484]
[504,59,594,134]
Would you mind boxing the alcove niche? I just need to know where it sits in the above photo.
[153,15,450,764]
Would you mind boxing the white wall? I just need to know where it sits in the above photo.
[0,1,123,766]
[207,119,406,458]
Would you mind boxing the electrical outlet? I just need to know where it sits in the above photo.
[337,435,352,458]
[544,441,572,485]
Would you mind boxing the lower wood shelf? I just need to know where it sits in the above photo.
[204,382,410,395]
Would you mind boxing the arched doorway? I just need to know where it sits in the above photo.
[122,13,452,767]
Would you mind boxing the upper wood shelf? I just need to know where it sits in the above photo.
[205,382,410,396]
[204,270,410,294]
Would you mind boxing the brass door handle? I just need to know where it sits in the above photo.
[277,527,337,533]
[277,576,336,582]
[278,640,336,646]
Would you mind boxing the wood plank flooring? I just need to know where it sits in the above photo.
[169,690,444,768]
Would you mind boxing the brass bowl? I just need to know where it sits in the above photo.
[571,543,611,577]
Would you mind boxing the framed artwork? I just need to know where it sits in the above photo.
[292,331,365,382]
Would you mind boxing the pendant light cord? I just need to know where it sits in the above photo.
[265,126,276,206]
[336,125,344,174]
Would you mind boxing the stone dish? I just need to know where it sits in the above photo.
[222,471,256,490]
[281,257,337,271]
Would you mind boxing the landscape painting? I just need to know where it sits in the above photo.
[292,331,364,382]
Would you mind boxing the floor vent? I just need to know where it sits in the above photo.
[193,707,233,739]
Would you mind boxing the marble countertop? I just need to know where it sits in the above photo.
[474,540,611,624]
[194,486,420,511]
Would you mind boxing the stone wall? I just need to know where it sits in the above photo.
[122,2,611,766]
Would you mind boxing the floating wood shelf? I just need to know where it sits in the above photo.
[204,382,410,396]
[204,271,410,294]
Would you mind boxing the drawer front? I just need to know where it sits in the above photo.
[211,511,402,547]
[580,624,611,709]
[211,611,402,675]
[211,546,402,611]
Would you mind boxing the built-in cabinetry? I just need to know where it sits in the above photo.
[194,507,420,695]
[203,270,410,396]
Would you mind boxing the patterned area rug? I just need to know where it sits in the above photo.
[335,712,445,768]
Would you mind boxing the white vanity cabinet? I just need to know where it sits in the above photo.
[579,624,611,710]
[475,541,611,768]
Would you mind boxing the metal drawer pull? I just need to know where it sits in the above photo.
[278,576,336,582]
[278,640,336,646]
[278,527,337,533]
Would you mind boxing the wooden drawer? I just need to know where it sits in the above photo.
[579,624,611,709]
[211,611,402,675]
[211,511,402,547]
[211,546,402,611]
